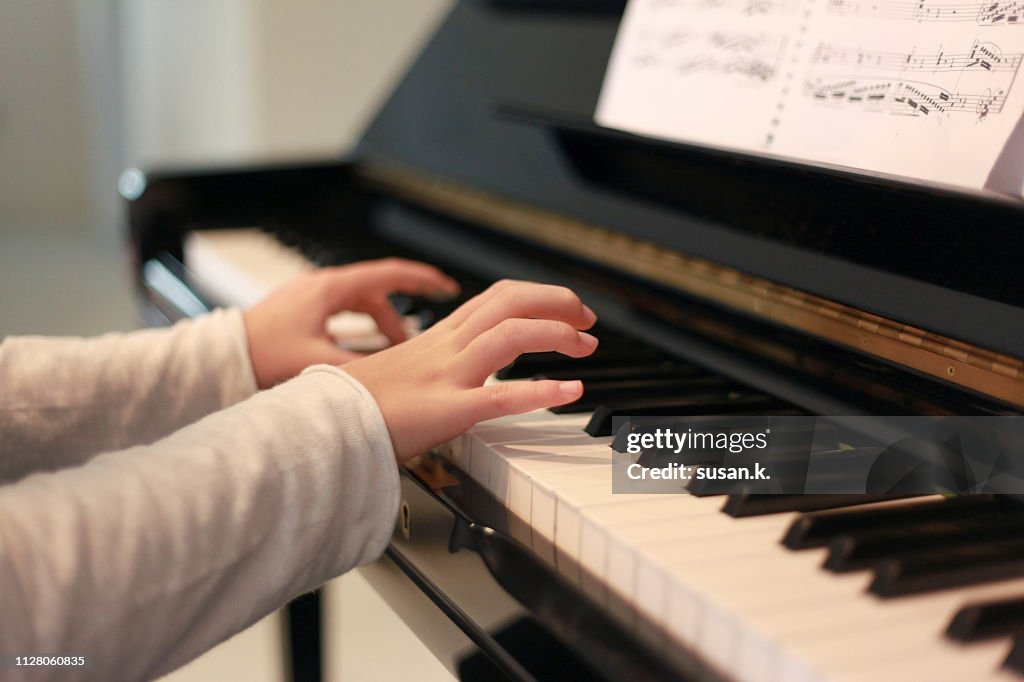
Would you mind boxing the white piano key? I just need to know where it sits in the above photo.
[183,228,414,351]
[787,575,1024,681]
[651,514,1024,682]
[184,228,311,308]
[489,442,611,502]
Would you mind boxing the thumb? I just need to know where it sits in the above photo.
[364,296,409,346]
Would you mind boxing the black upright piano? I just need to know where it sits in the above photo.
[124,1,1024,680]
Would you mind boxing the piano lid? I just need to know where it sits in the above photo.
[352,0,1024,367]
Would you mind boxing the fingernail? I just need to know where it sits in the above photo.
[559,380,583,396]
[578,332,599,349]
[582,304,597,324]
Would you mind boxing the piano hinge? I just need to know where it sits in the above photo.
[358,160,1024,409]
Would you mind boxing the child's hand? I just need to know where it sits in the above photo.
[244,259,459,388]
[344,280,598,462]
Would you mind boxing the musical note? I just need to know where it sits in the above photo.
[804,40,1020,120]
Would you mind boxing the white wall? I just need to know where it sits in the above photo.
[118,1,263,167]
[0,2,94,230]
[0,0,453,233]
[119,0,453,167]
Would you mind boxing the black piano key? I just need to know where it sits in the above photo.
[496,348,665,380]
[644,438,826,475]
[688,447,880,496]
[614,411,823,454]
[685,448,881,496]
[1004,633,1024,674]
[550,375,735,414]
[685,470,777,496]
[723,492,910,517]
[947,595,1024,642]
[582,395,788,436]
[534,362,703,382]
[782,495,998,550]
[827,515,1024,573]
[870,538,1024,597]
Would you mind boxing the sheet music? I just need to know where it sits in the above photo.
[596,0,1024,194]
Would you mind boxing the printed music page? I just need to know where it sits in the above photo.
[596,0,1024,194]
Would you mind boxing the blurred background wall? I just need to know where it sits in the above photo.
[0,0,451,335]
[0,2,456,680]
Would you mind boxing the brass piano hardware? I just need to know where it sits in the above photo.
[400,500,412,540]
[359,160,1024,409]
[404,454,460,491]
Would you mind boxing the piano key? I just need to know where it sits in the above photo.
[550,375,736,414]
[533,362,704,382]
[475,438,611,502]
[495,347,665,379]
[947,595,1024,642]
[677,446,883,496]
[723,492,912,517]
[783,495,999,550]
[826,514,1024,573]
[584,396,794,436]
[871,538,1024,597]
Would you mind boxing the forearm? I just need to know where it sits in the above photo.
[0,308,257,482]
[0,366,399,682]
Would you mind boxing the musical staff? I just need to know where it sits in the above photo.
[806,78,1007,116]
[804,40,1021,119]
[826,0,1024,25]
[813,43,1022,72]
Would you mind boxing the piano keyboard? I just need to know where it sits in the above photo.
[183,227,1024,682]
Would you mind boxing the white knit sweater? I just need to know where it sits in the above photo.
[0,308,400,681]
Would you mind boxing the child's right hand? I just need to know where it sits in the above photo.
[343,279,598,463]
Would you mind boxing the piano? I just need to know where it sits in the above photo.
[122,1,1024,680]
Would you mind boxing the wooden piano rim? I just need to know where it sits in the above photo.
[359,160,1024,410]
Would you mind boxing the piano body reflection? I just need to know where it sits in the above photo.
[124,1,1024,680]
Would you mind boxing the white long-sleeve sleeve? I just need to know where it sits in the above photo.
[0,365,400,682]
[0,308,258,483]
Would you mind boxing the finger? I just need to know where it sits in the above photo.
[456,318,598,384]
[435,279,520,329]
[319,259,459,312]
[456,282,597,341]
[464,379,584,423]
[363,296,409,346]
